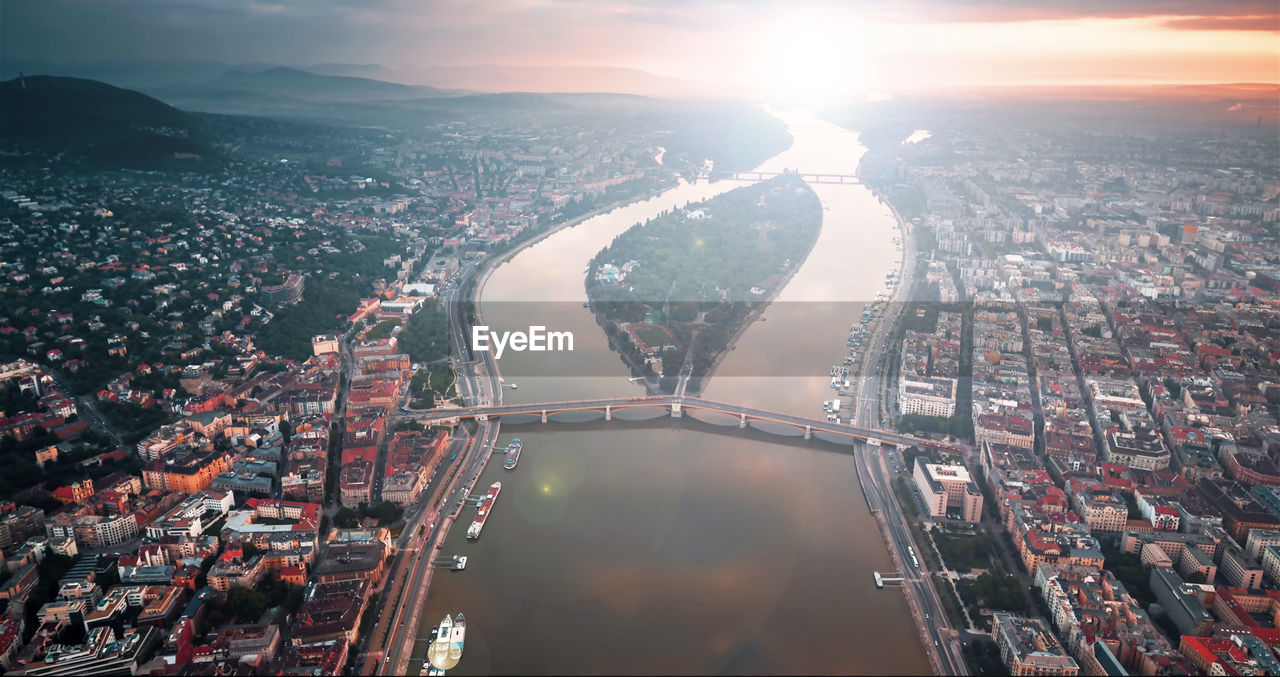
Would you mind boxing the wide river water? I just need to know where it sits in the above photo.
[411,110,929,674]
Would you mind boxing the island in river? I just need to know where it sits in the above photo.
[585,173,821,391]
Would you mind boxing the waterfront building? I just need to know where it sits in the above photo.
[912,462,983,523]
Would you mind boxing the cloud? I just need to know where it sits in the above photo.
[1,0,1275,88]
[247,3,286,15]
[1162,15,1280,31]
[600,0,1280,24]
[853,0,1278,23]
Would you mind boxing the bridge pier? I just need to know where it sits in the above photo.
[605,405,612,422]
[739,413,747,429]
[540,410,547,423]
[671,402,682,418]
[804,425,812,440]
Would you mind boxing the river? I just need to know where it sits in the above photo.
[411,109,929,675]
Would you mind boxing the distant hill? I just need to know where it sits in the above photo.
[299,62,732,98]
[142,66,462,117]
[0,58,736,99]
[303,63,418,83]
[205,67,449,102]
[0,58,278,89]
[405,65,737,98]
[0,75,221,170]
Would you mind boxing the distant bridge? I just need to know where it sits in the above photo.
[726,170,861,184]
[408,395,964,453]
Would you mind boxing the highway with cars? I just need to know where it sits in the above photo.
[850,217,968,675]
[375,263,507,676]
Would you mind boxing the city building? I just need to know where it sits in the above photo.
[0,504,46,547]
[991,612,1080,676]
[314,542,386,585]
[1071,490,1128,533]
[45,512,138,549]
[207,550,266,593]
[1219,545,1263,590]
[262,274,305,306]
[912,462,983,523]
[142,450,232,494]
[898,376,957,418]
[381,469,426,506]
[310,334,340,357]
[1197,478,1280,541]
[1149,567,1213,637]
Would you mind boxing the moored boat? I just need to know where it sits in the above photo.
[503,439,522,470]
[449,613,466,661]
[431,615,452,666]
[466,482,502,540]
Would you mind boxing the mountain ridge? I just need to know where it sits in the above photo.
[0,75,221,170]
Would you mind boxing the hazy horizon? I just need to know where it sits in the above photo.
[3,0,1277,101]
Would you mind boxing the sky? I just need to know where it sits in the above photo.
[2,0,1277,97]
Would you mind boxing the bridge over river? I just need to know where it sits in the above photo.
[725,170,861,184]
[407,395,965,453]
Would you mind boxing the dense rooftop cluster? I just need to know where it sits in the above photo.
[0,97,691,675]
[868,111,1280,675]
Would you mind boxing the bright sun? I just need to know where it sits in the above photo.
[751,16,869,104]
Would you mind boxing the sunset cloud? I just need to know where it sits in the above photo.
[1,0,1275,91]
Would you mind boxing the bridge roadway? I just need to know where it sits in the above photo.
[727,170,861,184]
[407,395,965,454]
